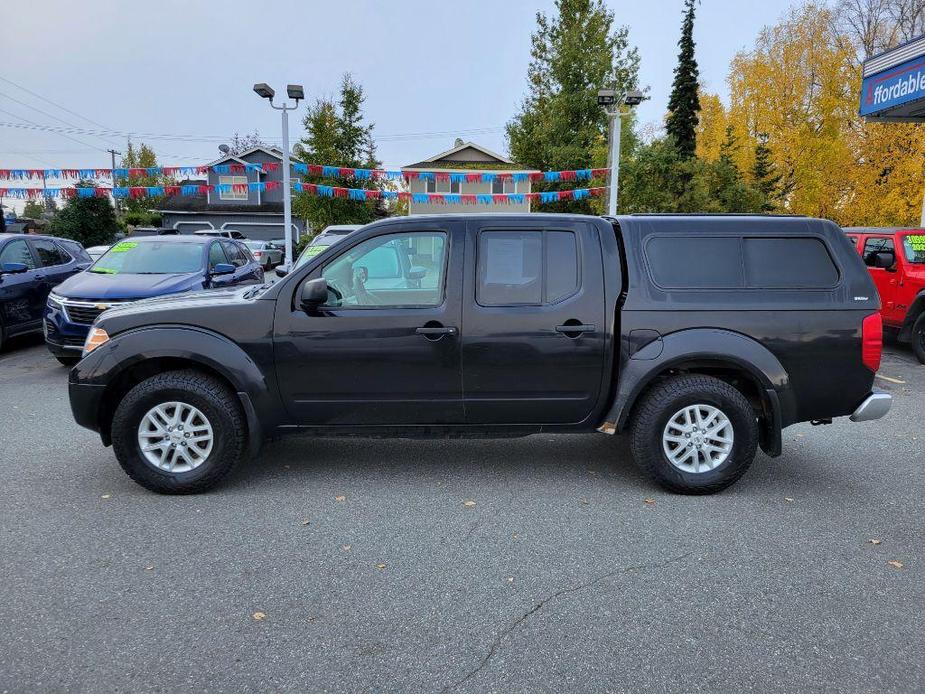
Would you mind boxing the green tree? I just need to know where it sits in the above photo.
[752,133,783,211]
[506,0,641,213]
[292,74,384,232]
[23,199,46,219]
[117,141,166,221]
[704,126,765,212]
[48,182,119,246]
[666,0,701,158]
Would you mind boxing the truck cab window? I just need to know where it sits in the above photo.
[477,230,578,305]
[321,231,446,308]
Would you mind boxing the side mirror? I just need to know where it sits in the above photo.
[1,262,29,275]
[211,262,236,276]
[873,251,895,269]
[300,278,328,313]
[407,266,427,281]
[275,264,289,278]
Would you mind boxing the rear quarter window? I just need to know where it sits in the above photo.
[743,238,839,288]
[644,234,840,290]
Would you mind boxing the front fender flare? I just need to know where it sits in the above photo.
[601,328,796,450]
[73,325,283,449]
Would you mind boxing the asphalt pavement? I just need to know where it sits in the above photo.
[0,334,922,693]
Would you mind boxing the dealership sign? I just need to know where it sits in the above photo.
[860,35,925,122]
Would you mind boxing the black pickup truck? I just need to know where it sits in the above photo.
[69,214,891,495]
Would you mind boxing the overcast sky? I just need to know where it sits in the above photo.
[2,0,798,207]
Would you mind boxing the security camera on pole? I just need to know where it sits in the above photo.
[597,89,644,216]
[253,82,304,269]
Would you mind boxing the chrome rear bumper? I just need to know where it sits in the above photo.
[849,391,892,422]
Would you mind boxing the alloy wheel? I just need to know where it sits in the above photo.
[662,404,734,474]
[136,401,214,473]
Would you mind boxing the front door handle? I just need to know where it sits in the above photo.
[415,326,457,336]
[555,323,596,336]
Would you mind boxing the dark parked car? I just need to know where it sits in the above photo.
[0,233,91,351]
[69,214,890,495]
[45,235,264,365]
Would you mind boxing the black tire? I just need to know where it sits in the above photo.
[912,313,925,365]
[629,374,759,495]
[55,355,80,367]
[111,369,247,494]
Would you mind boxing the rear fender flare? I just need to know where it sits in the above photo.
[602,328,795,447]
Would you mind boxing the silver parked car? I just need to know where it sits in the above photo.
[242,240,283,269]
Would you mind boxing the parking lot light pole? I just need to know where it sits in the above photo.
[598,89,644,216]
[254,83,303,268]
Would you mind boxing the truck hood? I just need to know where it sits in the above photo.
[95,285,268,334]
[55,271,204,301]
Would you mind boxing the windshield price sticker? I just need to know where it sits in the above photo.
[304,246,325,257]
[907,235,925,251]
[110,241,138,253]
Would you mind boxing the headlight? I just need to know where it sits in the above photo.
[47,292,65,309]
[83,327,110,356]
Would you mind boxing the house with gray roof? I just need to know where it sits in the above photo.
[156,146,306,241]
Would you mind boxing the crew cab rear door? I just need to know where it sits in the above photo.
[461,218,606,425]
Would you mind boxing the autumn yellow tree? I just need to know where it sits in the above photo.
[718,2,925,225]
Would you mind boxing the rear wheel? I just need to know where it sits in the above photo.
[111,369,247,494]
[630,375,759,494]
[912,314,925,365]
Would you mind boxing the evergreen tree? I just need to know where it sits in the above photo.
[706,127,765,212]
[293,74,384,233]
[506,0,640,213]
[752,133,782,211]
[666,0,701,158]
[48,181,119,247]
[23,199,46,219]
[117,141,166,222]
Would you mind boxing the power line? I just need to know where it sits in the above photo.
[0,75,114,131]
[0,109,110,154]
[0,91,120,149]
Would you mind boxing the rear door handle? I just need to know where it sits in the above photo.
[415,326,457,336]
[555,323,596,335]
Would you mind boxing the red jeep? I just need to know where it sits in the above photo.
[844,227,925,363]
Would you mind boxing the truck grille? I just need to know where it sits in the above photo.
[62,300,125,325]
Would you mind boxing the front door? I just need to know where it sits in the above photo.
[274,222,464,425]
[861,235,903,325]
[460,219,606,425]
[0,238,44,331]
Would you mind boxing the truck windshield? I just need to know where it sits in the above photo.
[90,241,204,274]
[902,235,925,263]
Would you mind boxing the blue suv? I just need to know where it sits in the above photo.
[45,235,263,365]
[0,233,92,352]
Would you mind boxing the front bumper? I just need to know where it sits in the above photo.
[849,390,892,422]
[68,378,106,435]
[43,302,91,356]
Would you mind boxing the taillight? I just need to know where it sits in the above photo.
[862,313,882,372]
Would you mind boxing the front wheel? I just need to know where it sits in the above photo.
[630,375,759,494]
[912,313,925,365]
[110,369,247,494]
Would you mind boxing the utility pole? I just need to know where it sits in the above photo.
[107,148,121,212]
[597,90,644,216]
[253,83,303,268]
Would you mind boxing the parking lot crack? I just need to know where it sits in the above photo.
[442,551,693,691]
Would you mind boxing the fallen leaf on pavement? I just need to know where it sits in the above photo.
[512,533,520,540]
[463,500,476,508]
[643,498,656,505]
[252,612,266,621]
[335,495,346,502]
[144,566,154,571]
[869,539,882,545]
[301,519,311,526]
[888,561,904,569]
[342,545,351,551]
[507,576,514,583]
[376,563,386,570]
[101,494,111,499]
[784,497,794,502]
[580,498,590,505]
